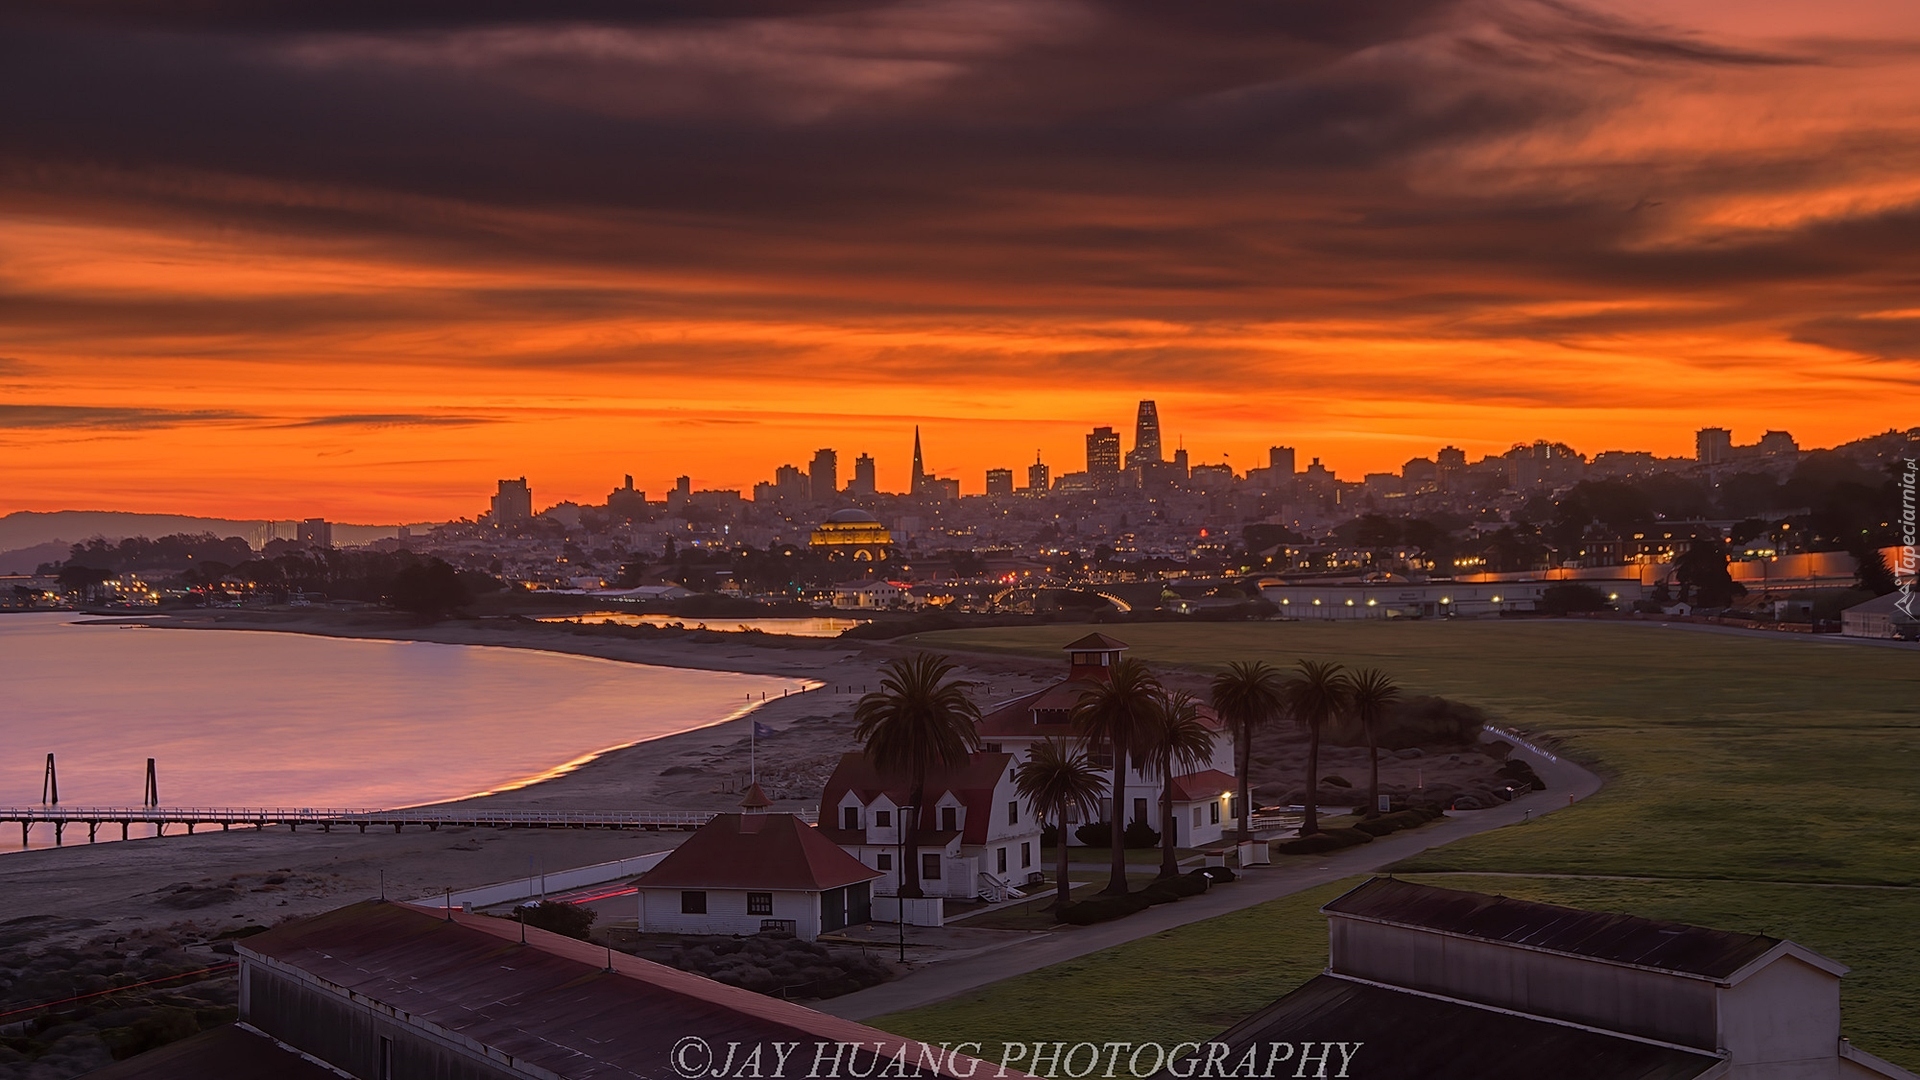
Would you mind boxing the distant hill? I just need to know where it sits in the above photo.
[0,540,73,574]
[0,510,430,559]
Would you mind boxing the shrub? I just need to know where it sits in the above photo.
[1073,821,1111,847]
[1123,818,1161,849]
[1058,892,1155,925]
[1321,775,1352,788]
[1041,823,1058,847]
[1272,827,1375,856]
[1194,865,1236,884]
[518,900,596,940]
[1074,819,1162,849]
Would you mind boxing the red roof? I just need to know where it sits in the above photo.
[637,813,881,892]
[739,782,771,809]
[1168,769,1238,802]
[818,752,1015,846]
[1063,632,1130,651]
[975,683,1226,739]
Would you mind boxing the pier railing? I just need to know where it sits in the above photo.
[3,805,814,845]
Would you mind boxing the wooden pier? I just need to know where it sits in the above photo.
[0,805,804,846]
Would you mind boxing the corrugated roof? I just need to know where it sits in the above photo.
[1325,877,1782,979]
[818,752,1014,846]
[1188,974,1721,1080]
[636,813,881,892]
[239,901,1003,1080]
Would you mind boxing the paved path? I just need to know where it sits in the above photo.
[819,741,1601,1021]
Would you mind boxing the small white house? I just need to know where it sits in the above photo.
[634,813,880,941]
[1842,592,1917,639]
[818,752,1044,901]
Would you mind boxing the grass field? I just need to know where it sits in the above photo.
[873,620,1920,1067]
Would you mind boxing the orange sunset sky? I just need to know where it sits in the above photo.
[3,0,1919,522]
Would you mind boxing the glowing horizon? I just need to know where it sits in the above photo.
[3,0,1918,522]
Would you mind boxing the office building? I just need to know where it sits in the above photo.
[490,478,532,526]
[1086,426,1121,482]
[1697,427,1733,465]
[1027,453,1050,493]
[1269,445,1296,476]
[850,452,877,496]
[296,518,332,548]
[809,448,837,502]
[1126,400,1164,468]
[985,468,1014,496]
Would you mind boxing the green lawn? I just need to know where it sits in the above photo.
[874,621,1920,1067]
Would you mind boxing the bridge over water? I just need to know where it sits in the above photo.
[1,805,812,846]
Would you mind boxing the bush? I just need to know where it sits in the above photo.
[1194,865,1236,884]
[1321,775,1352,788]
[1041,823,1058,846]
[665,934,889,1000]
[1058,892,1154,925]
[1272,827,1375,856]
[1073,819,1161,849]
[518,900,596,940]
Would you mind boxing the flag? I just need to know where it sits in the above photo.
[754,721,774,738]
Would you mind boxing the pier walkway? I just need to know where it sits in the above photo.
[2,805,805,846]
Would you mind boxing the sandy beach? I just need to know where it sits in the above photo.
[2,611,1057,947]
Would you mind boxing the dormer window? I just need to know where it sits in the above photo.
[842,806,860,831]
[875,809,891,828]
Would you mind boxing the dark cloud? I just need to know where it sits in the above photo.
[0,405,255,430]
[282,413,496,428]
[0,0,1914,376]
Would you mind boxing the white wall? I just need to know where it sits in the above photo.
[871,896,945,927]
[1718,955,1843,1078]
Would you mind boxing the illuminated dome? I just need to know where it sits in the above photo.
[811,510,892,561]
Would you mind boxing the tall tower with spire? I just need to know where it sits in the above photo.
[910,426,927,496]
[1127,400,1164,469]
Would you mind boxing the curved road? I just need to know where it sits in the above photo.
[820,740,1602,1021]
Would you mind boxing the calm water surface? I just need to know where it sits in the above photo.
[0,614,798,835]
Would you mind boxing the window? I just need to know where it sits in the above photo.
[1192,806,1202,828]
[941,806,958,832]
[997,847,1007,873]
[379,1037,392,1080]
[922,853,942,880]
[1007,800,1019,826]
[1020,842,1031,868]
[875,809,891,828]
[1133,798,1148,826]
[681,891,707,914]
[747,892,773,916]
[984,742,1002,753]
[1210,801,1221,825]
[843,806,860,830]
[877,852,892,871]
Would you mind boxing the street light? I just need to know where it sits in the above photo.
[896,804,915,963]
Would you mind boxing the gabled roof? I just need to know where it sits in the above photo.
[819,752,1015,846]
[1325,878,1831,982]
[1168,769,1238,802]
[1200,974,1723,1080]
[975,682,1225,739]
[239,901,1004,1080]
[637,813,881,892]
[1063,632,1130,651]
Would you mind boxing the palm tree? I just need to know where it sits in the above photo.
[1070,657,1163,895]
[853,653,983,898]
[1284,660,1351,836]
[1139,690,1217,878]
[1209,660,1288,842]
[1012,739,1109,910]
[1348,668,1402,819]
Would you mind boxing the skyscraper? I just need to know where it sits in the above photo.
[985,468,1014,496]
[1087,426,1121,480]
[491,478,532,526]
[809,448,837,503]
[1027,452,1050,493]
[296,517,333,548]
[910,426,927,497]
[1269,446,1296,476]
[850,453,877,496]
[1697,427,1733,465]
[1126,400,1164,469]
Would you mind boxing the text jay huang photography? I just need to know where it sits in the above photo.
[0,2,1916,1079]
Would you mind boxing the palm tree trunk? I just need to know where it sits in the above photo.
[1365,724,1381,819]
[1302,722,1321,836]
[1054,801,1072,910]
[1158,774,1179,879]
[1234,721,1253,842]
[1105,743,1129,895]
[901,778,925,899]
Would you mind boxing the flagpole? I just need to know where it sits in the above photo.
[751,721,757,786]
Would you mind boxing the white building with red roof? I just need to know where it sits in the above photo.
[634,813,881,941]
[817,751,1043,901]
[973,632,1239,849]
